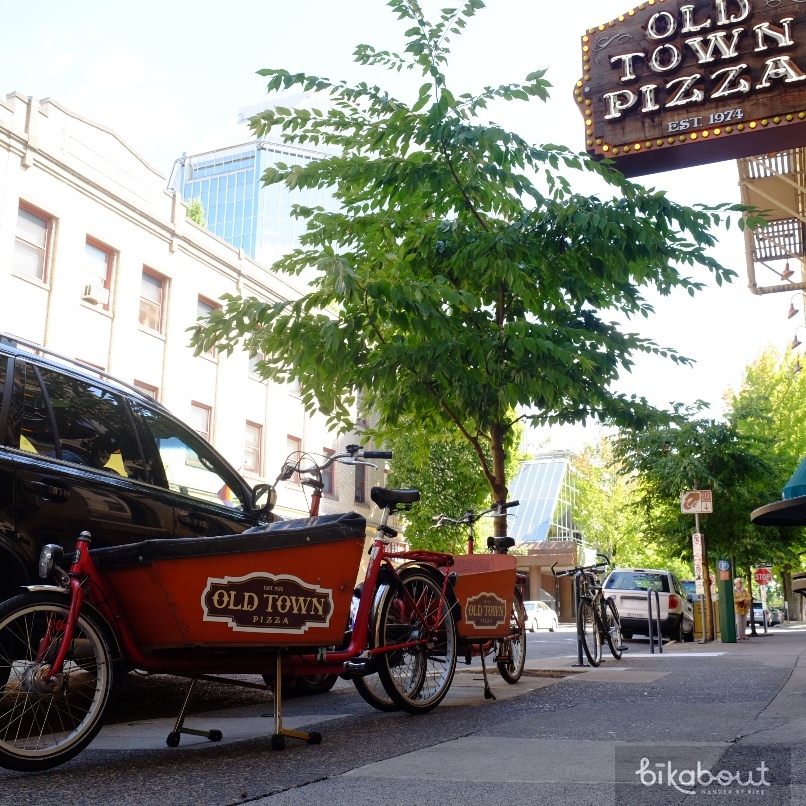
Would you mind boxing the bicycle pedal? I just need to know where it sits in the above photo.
[342,659,377,678]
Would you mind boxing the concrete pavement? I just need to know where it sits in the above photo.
[2,624,804,805]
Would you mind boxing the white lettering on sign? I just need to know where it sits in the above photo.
[602,4,806,121]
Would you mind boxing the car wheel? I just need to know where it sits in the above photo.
[529,619,535,633]
[549,618,557,633]
[621,630,633,640]
[683,625,695,642]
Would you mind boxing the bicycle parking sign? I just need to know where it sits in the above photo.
[681,490,713,514]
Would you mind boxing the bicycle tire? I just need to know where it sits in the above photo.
[602,599,623,660]
[353,674,399,712]
[376,568,457,714]
[497,588,526,684]
[577,597,602,667]
[0,592,117,772]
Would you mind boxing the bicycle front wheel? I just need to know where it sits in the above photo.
[577,598,602,667]
[0,593,117,772]
[497,588,526,684]
[376,569,457,714]
[353,674,399,712]
[603,599,623,660]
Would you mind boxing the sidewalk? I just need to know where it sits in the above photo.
[253,625,806,805]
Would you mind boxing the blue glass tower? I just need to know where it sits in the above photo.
[170,97,335,265]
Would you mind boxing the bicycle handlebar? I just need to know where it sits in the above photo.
[279,446,392,481]
[431,500,520,529]
[551,561,609,578]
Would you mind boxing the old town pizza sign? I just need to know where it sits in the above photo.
[201,572,334,634]
[577,0,806,175]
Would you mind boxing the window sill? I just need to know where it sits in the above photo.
[197,351,219,364]
[79,301,113,318]
[11,271,50,290]
[138,327,166,341]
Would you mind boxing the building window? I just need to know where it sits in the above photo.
[322,448,335,496]
[354,462,366,505]
[82,239,113,308]
[197,297,219,357]
[355,390,368,427]
[248,352,265,377]
[139,270,165,333]
[289,376,301,396]
[133,380,159,401]
[14,203,52,282]
[245,422,262,474]
[286,435,302,484]
[190,402,212,442]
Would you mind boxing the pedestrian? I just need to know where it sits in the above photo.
[734,578,752,640]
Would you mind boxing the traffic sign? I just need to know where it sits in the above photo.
[717,560,730,571]
[754,568,772,586]
[681,490,713,514]
[692,533,703,560]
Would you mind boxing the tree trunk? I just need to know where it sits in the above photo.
[490,422,508,537]
[782,565,801,622]
[746,567,758,636]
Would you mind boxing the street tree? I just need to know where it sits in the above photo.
[385,421,524,553]
[191,0,757,534]
[186,198,206,227]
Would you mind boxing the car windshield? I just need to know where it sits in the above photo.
[681,581,697,597]
[605,571,670,593]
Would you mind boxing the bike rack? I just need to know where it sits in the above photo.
[646,589,663,654]
[572,572,589,668]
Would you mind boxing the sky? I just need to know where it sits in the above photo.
[1,0,800,451]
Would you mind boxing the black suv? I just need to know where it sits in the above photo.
[0,334,273,601]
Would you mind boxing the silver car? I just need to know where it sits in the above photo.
[523,600,558,632]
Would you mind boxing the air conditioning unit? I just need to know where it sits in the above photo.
[81,284,109,306]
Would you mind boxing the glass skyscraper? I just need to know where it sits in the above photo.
[170,96,336,266]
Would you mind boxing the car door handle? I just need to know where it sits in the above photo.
[28,481,71,502]
[178,514,209,533]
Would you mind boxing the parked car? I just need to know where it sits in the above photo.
[680,579,700,602]
[523,600,558,632]
[0,334,275,603]
[603,568,695,642]
[769,607,785,626]
[751,602,772,627]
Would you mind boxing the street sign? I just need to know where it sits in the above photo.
[692,533,703,560]
[754,568,773,586]
[717,560,730,572]
[681,490,713,514]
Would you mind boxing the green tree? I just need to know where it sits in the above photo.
[191,0,755,535]
[186,198,206,227]
[574,437,688,574]
[386,421,524,553]
[613,405,790,571]
[730,347,806,617]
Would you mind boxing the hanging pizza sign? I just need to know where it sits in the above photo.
[576,1,806,176]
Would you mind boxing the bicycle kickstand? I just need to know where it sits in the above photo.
[478,644,496,701]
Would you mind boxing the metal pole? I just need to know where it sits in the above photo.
[655,590,663,654]
[647,588,655,654]
[573,572,587,667]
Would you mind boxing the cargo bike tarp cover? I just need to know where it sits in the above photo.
[88,511,366,649]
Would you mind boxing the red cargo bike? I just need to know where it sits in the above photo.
[0,446,518,772]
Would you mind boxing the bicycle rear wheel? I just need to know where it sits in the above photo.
[577,598,602,667]
[602,599,623,660]
[353,674,399,712]
[0,593,117,772]
[497,588,526,684]
[376,569,457,714]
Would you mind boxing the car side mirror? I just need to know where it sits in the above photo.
[252,483,276,513]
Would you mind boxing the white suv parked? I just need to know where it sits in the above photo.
[603,568,695,642]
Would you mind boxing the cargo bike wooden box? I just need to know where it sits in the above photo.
[0,496,469,772]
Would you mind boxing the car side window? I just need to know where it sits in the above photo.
[15,363,147,481]
[133,403,246,511]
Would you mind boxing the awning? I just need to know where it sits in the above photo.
[751,455,806,526]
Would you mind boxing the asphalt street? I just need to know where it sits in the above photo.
[1,624,803,806]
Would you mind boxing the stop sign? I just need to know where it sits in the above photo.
[754,568,772,586]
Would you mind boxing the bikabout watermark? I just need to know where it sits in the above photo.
[615,745,791,802]
[636,757,771,796]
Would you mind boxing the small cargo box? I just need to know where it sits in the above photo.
[90,512,366,649]
[451,554,516,640]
